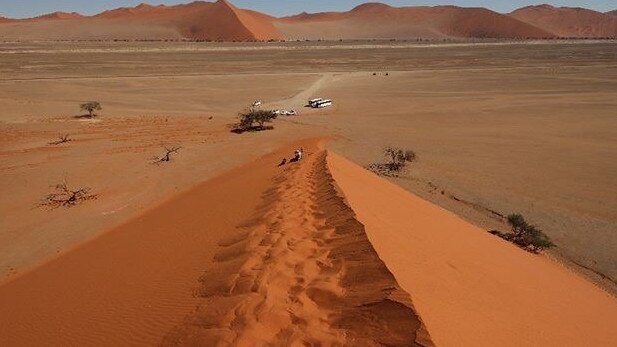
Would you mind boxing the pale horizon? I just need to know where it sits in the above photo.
[0,0,614,19]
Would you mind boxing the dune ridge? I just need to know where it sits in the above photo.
[31,12,84,20]
[1,1,615,40]
[0,0,280,41]
[164,146,432,346]
[1,135,616,345]
[0,140,303,345]
[277,5,555,40]
[327,152,617,346]
[0,140,431,346]
[510,4,617,38]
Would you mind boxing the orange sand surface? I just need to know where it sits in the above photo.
[328,151,617,346]
[1,41,616,345]
[0,140,432,346]
[0,140,294,345]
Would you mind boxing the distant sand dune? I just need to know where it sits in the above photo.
[276,4,554,40]
[510,5,617,38]
[1,1,615,41]
[0,0,281,41]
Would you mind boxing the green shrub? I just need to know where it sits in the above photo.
[384,146,416,171]
[79,101,101,118]
[500,213,555,253]
[233,109,277,133]
[367,146,417,177]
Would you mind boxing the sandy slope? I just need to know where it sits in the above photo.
[0,140,308,345]
[0,41,615,344]
[510,5,617,38]
[5,1,616,41]
[165,141,431,346]
[2,137,615,345]
[32,12,84,20]
[0,140,432,346]
[328,152,617,346]
[0,0,281,41]
[276,4,554,40]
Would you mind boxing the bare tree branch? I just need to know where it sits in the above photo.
[49,134,72,145]
[152,146,182,164]
[39,180,97,209]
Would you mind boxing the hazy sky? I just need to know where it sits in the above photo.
[0,0,614,19]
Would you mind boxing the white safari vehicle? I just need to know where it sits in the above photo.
[308,98,332,108]
[308,98,323,107]
[314,99,332,108]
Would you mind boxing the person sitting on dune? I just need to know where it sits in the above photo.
[290,149,302,163]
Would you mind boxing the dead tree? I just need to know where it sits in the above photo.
[153,146,181,163]
[40,181,97,209]
[49,134,72,145]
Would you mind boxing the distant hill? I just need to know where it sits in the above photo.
[0,1,614,41]
[510,4,617,38]
[0,0,281,41]
[276,4,554,40]
[32,12,84,20]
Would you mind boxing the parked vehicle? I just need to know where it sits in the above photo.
[308,98,332,108]
[313,99,332,108]
[252,100,262,107]
[308,98,323,107]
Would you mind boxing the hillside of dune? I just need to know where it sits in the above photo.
[275,3,555,40]
[0,0,281,41]
[510,4,617,38]
[32,12,84,20]
[0,1,615,41]
[328,152,617,346]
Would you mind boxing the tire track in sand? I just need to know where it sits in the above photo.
[164,147,433,346]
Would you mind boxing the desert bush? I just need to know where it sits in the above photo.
[490,214,554,253]
[49,134,72,145]
[367,146,417,177]
[79,101,102,118]
[384,146,416,171]
[232,108,277,133]
[39,181,97,209]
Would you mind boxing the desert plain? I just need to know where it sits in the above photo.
[0,40,616,345]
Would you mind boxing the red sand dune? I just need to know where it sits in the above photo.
[1,138,616,345]
[31,12,84,20]
[0,141,308,345]
[0,0,281,41]
[276,4,555,39]
[510,4,617,38]
[3,1,614,40]
[328,152,617,346]
[95,3,168,18]
[0,140,433,346]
